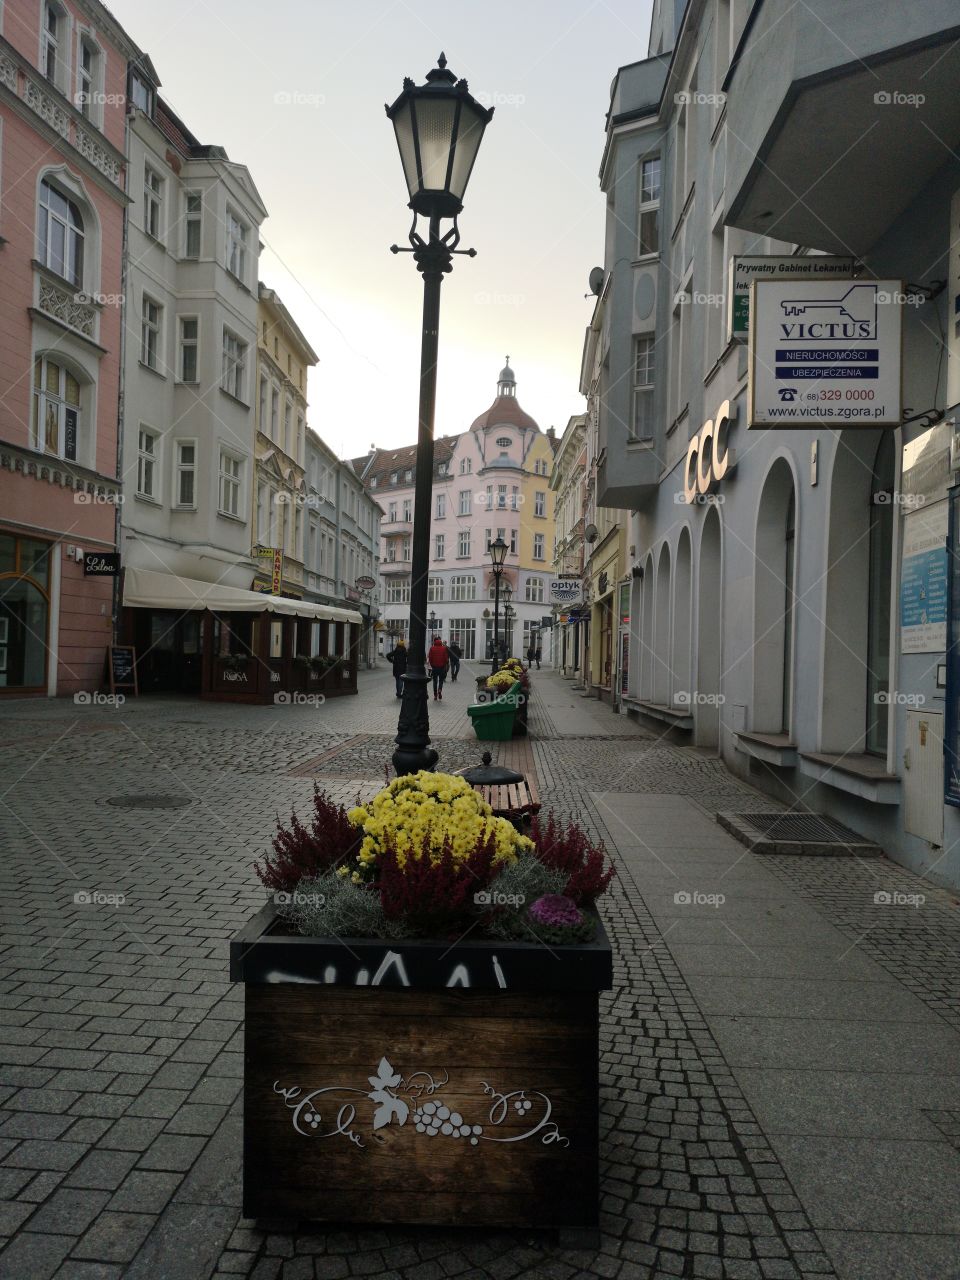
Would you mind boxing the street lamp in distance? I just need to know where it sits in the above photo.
[385,55,494,776]
[489,535,508,673]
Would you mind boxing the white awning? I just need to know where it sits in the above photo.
[122,567,362,625]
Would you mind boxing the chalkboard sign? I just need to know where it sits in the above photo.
[106,645,138,695]
[84,552,120,577]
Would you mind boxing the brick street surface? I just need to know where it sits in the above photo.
[1,666,959,1279]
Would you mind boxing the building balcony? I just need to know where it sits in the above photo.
[380,560,412,576]
[724,0,960,255]
[381,518,413,534]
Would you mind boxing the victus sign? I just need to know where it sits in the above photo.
[748,279,903,427]
[683,400,736,504]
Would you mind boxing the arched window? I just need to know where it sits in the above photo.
[32,355,81,460]
[38,179,84,286]
[866,434,895,754]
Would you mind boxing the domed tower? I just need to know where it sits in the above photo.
[497,357,517,398]
[470,358,539,434]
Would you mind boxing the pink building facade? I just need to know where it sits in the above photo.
[0,0,137,696]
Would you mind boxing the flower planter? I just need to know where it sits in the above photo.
[468,695,516,740]
[230,902,611,1231]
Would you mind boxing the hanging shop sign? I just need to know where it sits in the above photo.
[900,500,948,654]
[355,576,376,591]
[729,255,854,339]
[683,400,736,504]
[255,547,284,594]
[549,578,583,606]
[83,551,120,576]
[748,279,903,428]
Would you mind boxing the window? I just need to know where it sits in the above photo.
[218,450,242,516]
[297,414,304,464]
[535,491,546,517]
[284,401,292,455]
[184,192,201,257]
[511,486,519,510]
[388,501,397,522]
[525,576,545,604]
[226,211,247,281]
[386,578,410,604]
[42,5,60,83]
[32,356,80,460]
[175,440,196,508]
[632,335,655,441]
[458,490,471,516]
[438,461,449,476]
[77,38,98,119]
[460,457,472,474]
[428,577,444,602]
[178,317,198,382]
[458,531,471,558]
[449,618,476,659]
[533,458,549,476]
[436,493,446,519]
[638,155,660,256]
[140,296,161,370]
[390,472,398,484]
[405,469,413,481]
[485,529,492,551]
[533,533,545,561]
[450,575,476,601]
[402,498,412,522]
[137,427,159,499]
[435,533,445,559]
[130,71,153,114]
[259,376,268,431]
[401,536,411,561]
[497,484,507,509]
[496,436,511,449]
[221,330,247,400]
[510,529,518,555]
[144,165,163,239]
[38,179,83,286]
[270,386,279,439]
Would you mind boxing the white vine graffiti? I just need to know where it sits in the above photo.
[273,1056,569,1151]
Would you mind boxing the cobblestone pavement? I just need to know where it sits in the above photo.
[0,668,958,1279]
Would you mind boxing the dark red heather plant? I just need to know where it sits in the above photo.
[529,812,615,905]
[255,785,359,893]
[378,832,499,938]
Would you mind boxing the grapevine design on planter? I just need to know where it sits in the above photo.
[273,1056,568,1151]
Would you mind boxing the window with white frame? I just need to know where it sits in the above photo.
[77,37,100,120]
[137,426,159,499]
[638,155,660,256]
[184,191,201,258]
[143,164,163,239]
[140,296,161,371]
[38,179,84,286]
[218,450,242,516]
[258,376,268,431]
[534,491,546,517]
[525,576,545,603]
[533,533,545,560]
[436,492,446,519]
[450,575,476,601]
[510,529,518,555]
[178,317,198,383]
[632,334,655,440]
[221,330,247,400]
[32,355,80,460]
[226,211,248,282]
[496,436,511,449]
[388,501,397,522]
[284,401,292,455]
[270,386,279,439]
[130,70,153,115]
[511,486,519,510]
[484,529,492,551]
[42,4,62,86]
[458,489,471,516]
[386,578,410,604]
[435,533,445,559]
[402,498,412,522]
[401,536,411,561]
[459,457,471,474]
[457,530,471,558]
[428,576,444,602]
[174,440,196,508]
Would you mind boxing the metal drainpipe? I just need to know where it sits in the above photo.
[113,151,130,647]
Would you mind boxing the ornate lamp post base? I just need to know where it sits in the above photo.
[392,672,439,775]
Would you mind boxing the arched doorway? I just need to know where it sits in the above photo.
[696,505,722,748]
[654,542,672,705]
[673,527,692,705]
[753,459,797,734]
[640,553,654,700]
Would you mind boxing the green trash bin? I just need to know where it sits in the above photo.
[468,681,520,741]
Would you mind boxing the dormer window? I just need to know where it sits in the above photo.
[130,72,154,116]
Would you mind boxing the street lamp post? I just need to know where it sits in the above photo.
[489,535,508,673]
[504,602,515,657]
[385,55,494,776]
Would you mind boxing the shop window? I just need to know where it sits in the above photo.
[32,355,82,461]
[0,534,51,690]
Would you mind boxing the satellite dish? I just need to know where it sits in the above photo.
[588,267,604,296]
[584,523,598,544]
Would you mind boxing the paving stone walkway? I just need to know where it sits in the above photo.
[0,667,958,1279]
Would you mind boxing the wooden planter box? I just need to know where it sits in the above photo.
[230,903,612,1232]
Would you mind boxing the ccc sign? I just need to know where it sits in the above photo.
[683,400,737,504]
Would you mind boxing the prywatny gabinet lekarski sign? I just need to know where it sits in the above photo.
[748,279,903,428]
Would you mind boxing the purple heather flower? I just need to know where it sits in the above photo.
[528,894,583,927]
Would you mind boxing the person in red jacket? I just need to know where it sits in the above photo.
[428,636,449,700]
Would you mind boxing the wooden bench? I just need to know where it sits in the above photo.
[472,776,541,827]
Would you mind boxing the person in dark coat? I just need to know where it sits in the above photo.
[428,636,449,700]
[535,644,542,670]
[526,643,536,669]
[386,639,407,697]
[448,641,462,682]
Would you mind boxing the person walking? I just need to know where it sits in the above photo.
[448,641,462,682]
[428,635,449,700]
[535,643,542,670]
[526,642,536,669]
[386,639,407,698]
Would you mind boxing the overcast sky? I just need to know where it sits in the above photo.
[108,0,654,457]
